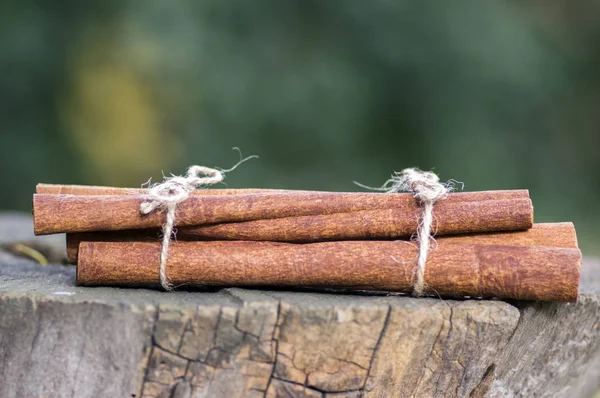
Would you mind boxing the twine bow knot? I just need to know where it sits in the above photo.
[389,169,449,296]
[355,168,455,297]
[140,150,257,291]
[140,166,225,215]
[396,169,448,203]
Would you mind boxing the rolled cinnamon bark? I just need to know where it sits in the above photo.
[33,192,532,235]
[36,183,529,202]
[76,237,581,301]
[66,221,573,264]
[437,222,578,248]
[177,200,534,242]
[36,183,313,196]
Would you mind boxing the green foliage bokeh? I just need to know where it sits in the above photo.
[1,0,598,253]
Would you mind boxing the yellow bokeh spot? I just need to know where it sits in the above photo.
[63,31,180,185]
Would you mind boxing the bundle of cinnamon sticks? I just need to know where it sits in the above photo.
[32,183,581,301]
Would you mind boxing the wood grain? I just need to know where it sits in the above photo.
[33,192,532,235]
[77,237,581,301]
[66,222,575,264]
[2,212,599,397]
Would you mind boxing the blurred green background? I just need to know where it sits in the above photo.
[0,1,598,254]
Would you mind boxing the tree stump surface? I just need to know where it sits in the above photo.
[0,213,598,398]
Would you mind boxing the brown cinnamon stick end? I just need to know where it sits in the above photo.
[66,234,78,264]
[32,194,45,236]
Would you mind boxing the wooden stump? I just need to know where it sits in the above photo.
[0,213,599,398]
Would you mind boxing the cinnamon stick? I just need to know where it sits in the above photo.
[177,200,535,242]
[65,222,577,264]
[36,183,529,202]
[36,183,313,196]
[76,237,581,301]
[33,192,532,235]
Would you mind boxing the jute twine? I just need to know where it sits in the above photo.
[356,168,454,296]
[140,151,257,290]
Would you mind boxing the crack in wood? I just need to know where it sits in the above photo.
[139,306,161,397]
[264,300,282,398]
[364,304,391,392]
[412,305,448,397]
